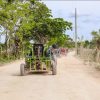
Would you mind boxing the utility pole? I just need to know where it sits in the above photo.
[75,8,78,54]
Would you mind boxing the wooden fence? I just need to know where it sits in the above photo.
[77,48,100,68]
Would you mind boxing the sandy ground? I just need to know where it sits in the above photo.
[0,52,100,100]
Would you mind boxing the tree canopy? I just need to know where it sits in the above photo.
[0,0,73,59]
[91,30,100,50]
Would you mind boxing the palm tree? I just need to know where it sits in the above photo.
[91,30,100,50]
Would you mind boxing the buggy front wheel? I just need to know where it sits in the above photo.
[20,64,26,76]
[51,61,57,75]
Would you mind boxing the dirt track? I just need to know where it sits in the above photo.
[0,52,100,100]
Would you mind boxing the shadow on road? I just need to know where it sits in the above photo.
[12,72,52,76]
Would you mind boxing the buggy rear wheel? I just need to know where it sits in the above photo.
[52,61,57,75]
[20,64,26,76]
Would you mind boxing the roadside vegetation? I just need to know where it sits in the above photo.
[77,29,100,68]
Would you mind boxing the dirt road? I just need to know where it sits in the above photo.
[0,52,100,100]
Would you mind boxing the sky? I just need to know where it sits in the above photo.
[0,25,5,43]
[41,1,100,41]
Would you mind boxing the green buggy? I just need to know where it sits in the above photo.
[20,44,57,76]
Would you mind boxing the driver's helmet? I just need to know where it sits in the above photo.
[52,44,57,49]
